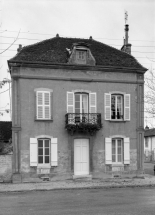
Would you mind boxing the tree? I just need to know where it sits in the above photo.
[144,66,155,124]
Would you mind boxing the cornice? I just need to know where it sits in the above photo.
[11,74,144,84]
[8,60,147,74]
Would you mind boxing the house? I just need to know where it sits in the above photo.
[144,126,155,162]
[8,25,147,183]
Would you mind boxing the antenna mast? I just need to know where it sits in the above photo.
[125,11,128,24]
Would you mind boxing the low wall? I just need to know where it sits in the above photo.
[0,153,12,182]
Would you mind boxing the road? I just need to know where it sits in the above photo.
[0,187,155,215]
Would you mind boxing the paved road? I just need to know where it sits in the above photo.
[0,187,155,215]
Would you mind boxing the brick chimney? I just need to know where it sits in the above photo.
[17,44,22,53]
[121,24,132,55]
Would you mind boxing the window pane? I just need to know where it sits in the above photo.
[75,94,80,102]
[111,96,116,119]
[38,156,43,164]
[45,156,49,163]
[38,140,43,147]
[112,155,116,162]
[38,148,43,156]
[118,155,122,162]
[45,148,49,155]
[82,94,88,113]
[45,140,49,147]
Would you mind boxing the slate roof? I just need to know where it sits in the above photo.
[8,37,146,70]
[0,121,12,142]
[144,128,155,137]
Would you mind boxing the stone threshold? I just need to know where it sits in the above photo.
[73,174,92,180]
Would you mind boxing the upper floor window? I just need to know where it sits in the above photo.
[76,50,87,64]
[105,93,130,121]
[111,94,123,120]
[35,88,53,120]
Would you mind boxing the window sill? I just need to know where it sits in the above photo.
[35,119,53,122]
[37,165,50,169]
[109,120,126,123]
[112,164,124,167]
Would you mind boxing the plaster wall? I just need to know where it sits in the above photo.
[13,67,142,179]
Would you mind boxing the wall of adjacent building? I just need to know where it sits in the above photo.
[0,153,12,182]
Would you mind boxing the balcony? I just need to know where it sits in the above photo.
[65,113,102,135]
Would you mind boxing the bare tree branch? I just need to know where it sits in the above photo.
[0,29,21,54]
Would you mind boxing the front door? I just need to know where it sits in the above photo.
[74,139,89,175]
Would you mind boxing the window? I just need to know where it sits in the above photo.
[145,137,149,148]
[35,89,53,120]
[76,50,86,64]
[30,137,58,167]
[105,93,130,121]
[38,139,50,165]
[112,139,123,163]
[111,95,123,119]
[67,91,96,123]
[105,137,130,164]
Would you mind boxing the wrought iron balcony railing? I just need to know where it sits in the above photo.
[65,113,102,135]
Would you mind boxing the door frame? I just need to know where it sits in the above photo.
[69,135,93,176]
[74,138,89,175]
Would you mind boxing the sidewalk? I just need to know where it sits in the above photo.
[0,174,155,193]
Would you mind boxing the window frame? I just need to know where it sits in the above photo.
[105,92,130,121]
[111,94,124,120]
[37,138,51,167]
[34,88,53,121]
[112,138,123,164]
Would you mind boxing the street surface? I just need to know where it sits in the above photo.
[0,187,155,215]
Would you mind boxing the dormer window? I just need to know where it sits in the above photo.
[67,42,96,66]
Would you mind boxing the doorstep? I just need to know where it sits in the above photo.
[73,174,92,180]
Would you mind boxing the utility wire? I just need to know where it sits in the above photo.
[0,89,9,94]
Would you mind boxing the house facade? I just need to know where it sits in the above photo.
[144,127,155,162]
[8,29,147,183]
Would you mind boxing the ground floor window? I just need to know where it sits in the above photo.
[38,139,50,164]
[112,139,123,163]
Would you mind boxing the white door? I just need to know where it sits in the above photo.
[74,139,89,175]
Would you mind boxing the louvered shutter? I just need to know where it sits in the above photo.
[51,138,58,166]
[105,138,112,164]
[105,93,111,120]
[89,93,96,113]
[37,92,43,119]
[67,92,74,123]
[30,138,37,166]
[124,138,130,164]
[44,92,50,119]
[124,94,130,121]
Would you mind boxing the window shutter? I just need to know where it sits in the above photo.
[50,91,53,119]
[44,92,50,119]
[37,92,43,119]
[51,138,58,166]
[89,93,96,113]
[30,138,37,166]
[124,94,130,121]
[67,92,74,113]
[105,93,111,120]
[124,138,130,164]
[105,138,112,164]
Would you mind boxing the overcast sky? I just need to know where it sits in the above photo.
[0,0,155,124]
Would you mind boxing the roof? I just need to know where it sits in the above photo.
[144,128,155,137]
[0,121,12,142]
[8,36,146,70]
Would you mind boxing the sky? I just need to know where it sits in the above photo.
[0,0,155,125]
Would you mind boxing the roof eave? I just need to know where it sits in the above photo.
[8,60,147,74]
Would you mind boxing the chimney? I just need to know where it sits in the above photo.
[17,44,22,53]
[145,125,149,130]
[121,24,132,55]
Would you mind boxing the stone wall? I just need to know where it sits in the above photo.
[0,153,12,182]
